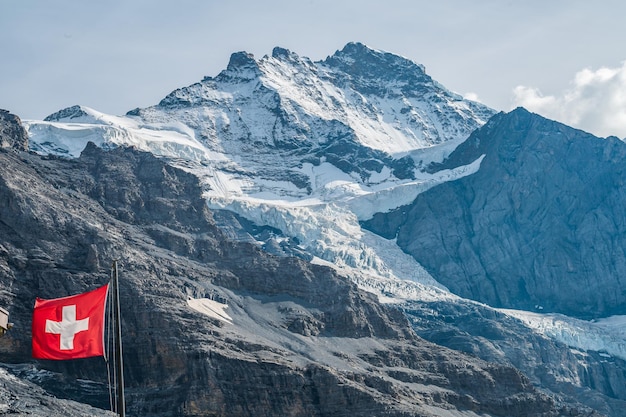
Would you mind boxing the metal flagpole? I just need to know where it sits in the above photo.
[112,260,126,417]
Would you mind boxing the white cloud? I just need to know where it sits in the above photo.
[512,62,626,138]
[463,92,481,103]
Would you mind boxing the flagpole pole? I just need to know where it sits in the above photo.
[112,260,126,417]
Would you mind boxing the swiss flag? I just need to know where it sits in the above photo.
[32,284,109,360]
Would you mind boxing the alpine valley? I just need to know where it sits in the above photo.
[1,42,625,416]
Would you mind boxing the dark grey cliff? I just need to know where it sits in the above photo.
[0,363,114,416]
[0,109,28,151]
[403,298,626,417]
[363,108,626,319]
[0,138,595,416]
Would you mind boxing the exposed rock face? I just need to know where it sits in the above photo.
[0,139,595,416]
[403,299,626,417]
[0,109,28,151]
[44,104,89,122]
[363,108,626,319]
[0,364,114,416]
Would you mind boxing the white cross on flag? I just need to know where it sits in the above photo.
[32,284,109,360]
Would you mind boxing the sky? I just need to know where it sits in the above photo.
[2,0,626,137]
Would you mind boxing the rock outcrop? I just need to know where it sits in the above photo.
[403,298,626,417]
[0,364,114,416]
[0,109,28,151]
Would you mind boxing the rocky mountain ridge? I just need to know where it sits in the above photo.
[363,107,626,319]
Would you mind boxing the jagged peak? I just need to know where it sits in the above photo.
[339,42,375,53]
[199,50,264,84]
[323,42,427,77]
[271,46,295,60]
[44,105,90,122]
[113,42,492,151]
[334,42,383,59]
[226,51,259,72]
[267,46,317,73]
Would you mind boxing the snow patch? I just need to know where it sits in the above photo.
[187,298,232,324]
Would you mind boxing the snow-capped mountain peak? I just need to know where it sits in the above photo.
[26,42,495,294]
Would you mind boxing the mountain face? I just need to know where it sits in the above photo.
[363,108,626,319]
[8,41,626,416]
[403,298,626,416]
[0,115,594,416]
[26,42,497,294]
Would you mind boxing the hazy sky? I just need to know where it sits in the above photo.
[2,0,626,137]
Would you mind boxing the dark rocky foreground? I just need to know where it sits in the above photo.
[403,299,626,417]
[0,109,28,152]
[0,364,114,416]
[0,112,597,416]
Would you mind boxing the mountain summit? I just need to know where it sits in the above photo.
[149,42,494,155]
[322,42,431,89]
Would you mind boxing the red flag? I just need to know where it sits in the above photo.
[32,284,109,360]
